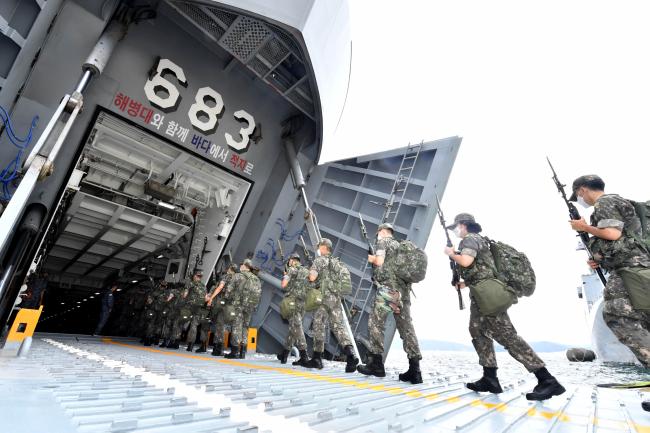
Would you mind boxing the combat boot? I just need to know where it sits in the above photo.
[158,339,168,348]
[399,358,423,384]
[292,350,309,367]
[466,367,503,393]
[357,354,386,377]
[525,368,565,401]
[143,337,151,347]
[211,342,223,356]
[239,344,247,359]
[304,351,323,369]
[277,349,290,364]
[343,345,359,373]
[195,343,207,353]
[167,340,180,350]
[224,344,240,359]
[186,343,194,352]
[643,400,650,412]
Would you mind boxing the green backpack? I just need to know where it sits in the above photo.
[630,200,650,251]
[393,240,428,283]
[320,257,352,296]
[241,272,262,311]
[484,237,536,297]
[280,296,298,319]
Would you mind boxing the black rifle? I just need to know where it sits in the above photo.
[546,157,607,286]
[299,235,313,266]
[358,213,375,255]
[434,193,465,310]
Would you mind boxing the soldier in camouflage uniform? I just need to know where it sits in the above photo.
[159,282,180,348]
[445,213,565,401]
[181,269,209,352]
[304,238,359,372]
[143,280,168,346]
[206,264,238,356]
[568,175,650,367]
[225,259,261,359]
[357,223,423,384]
[277,253,309,366]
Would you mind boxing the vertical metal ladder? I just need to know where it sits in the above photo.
[348,141,423,334]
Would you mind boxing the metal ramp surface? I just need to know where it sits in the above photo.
[1,335,649,433]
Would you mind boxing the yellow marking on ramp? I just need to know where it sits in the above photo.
[100,339,650,431]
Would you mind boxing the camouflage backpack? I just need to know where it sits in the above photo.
[630,200,650,251]
[393,240,428,283]
[321,256,352,296]
[241,272,262,311]
[484,237,536,297]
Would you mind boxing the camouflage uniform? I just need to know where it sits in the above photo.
[160,285,179,341]
[145,284,168,338]
[229,270,262,347]
[212,274,238,345]
[588,194,650,367]
[460,233,545,372]
[367,235,422,360]
[200,273,232,344]
[310,254,353,352]
[175,280,209,344]
[282,264,309,351]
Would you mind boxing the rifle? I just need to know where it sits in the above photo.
[358,213,375,255]
[434,193,465,310]
[546,157,607,286]
[299,235,313,266]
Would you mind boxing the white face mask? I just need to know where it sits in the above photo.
[452,226,463,238]
[577,195,590,209]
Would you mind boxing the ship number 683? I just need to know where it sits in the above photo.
[144,57,255,153]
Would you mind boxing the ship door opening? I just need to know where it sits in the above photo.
[31,111,250,335]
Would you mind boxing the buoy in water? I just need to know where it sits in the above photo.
[566,348,596,362]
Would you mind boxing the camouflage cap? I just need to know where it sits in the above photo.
[242,258,253,268]
[377,223,394,232]
[569,174,605,201]
[318,238,332,249]
[446,213,476,230]
[288,252,301,262]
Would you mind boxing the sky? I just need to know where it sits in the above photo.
[334,0,650,347]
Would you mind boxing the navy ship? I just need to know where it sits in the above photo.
[0,1,647,432]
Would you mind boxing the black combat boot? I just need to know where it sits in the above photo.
[304,351,323,369]
[167,340,180,350]
[159,339,168,348]
[195,343,207,353]
[466,367,503,393]
[239,344,247,359]
[292,350,309,367]
[224,344,240,359]
[211,342,223,356]
[525,367,566,401]
[143,337,151,347]
[186,343,194,352]
[399,358,423,384]
[277,349,290,364]
[343,345,359,373]
[356,354,386,377]
[643,400,650,412]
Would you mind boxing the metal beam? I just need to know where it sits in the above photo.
[83,216,158,276]
[60,207,125,273]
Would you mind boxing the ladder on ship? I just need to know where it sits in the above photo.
[349,141,423,335]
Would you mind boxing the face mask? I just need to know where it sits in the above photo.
[577,195,590,209]
[452,226,463,238]
[316,250,322,257]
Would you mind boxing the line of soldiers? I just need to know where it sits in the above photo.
[276,174,650,404]
[137,258,262,358]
